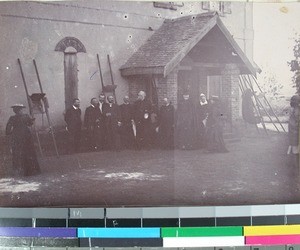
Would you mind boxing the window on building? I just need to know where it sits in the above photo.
[201,1,210,11]
[153,2,184,11]
[220,2,232,14]
[202,1,232,15]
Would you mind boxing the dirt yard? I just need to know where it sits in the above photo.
[0,129,299,207]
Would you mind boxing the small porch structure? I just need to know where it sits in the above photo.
[120,12,260,131]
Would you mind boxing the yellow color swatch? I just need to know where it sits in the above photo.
[244,225,300,236]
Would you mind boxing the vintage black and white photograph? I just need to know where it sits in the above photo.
[0,0,299,207]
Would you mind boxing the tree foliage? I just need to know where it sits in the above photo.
[259,64,283,99]
[288,36,300,94]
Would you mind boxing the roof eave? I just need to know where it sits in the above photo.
[215,18,258,76]
[120,66,165,76]
[163,14,219,77]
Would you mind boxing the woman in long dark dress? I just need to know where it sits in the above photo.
[5,104,40,176]
[205,97,228,153]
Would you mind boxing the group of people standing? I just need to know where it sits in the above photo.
[65,91,158,153]
[4,90,299,178]
[176,93,228,152]
[4,85,299,179]
[64,91,229,154]
[3,90,229,177]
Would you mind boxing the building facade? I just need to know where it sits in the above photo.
[0,1,257,133]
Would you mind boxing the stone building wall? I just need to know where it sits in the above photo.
[0,1,253,132]
[155,70,178,108]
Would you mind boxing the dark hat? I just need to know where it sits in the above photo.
[11,104,26,109]
[290,95,300,107]
[30,93,46,102]
[291,95,300,103]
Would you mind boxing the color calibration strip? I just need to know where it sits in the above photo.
[162,226,245,247]
[244,225,300,245]
[1,225,300,247]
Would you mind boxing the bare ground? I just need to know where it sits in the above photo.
[0,130,299,207]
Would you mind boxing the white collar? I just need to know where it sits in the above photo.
[73,105,78,110]
[200,100,208,106]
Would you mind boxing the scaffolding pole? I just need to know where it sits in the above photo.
[33,59,59,157]
[239,75,268,135]
[243,75,281,133]
[249,74,286,132]
[17,58,43,157]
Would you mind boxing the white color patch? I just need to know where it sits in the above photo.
[105,172,163,181]
[163,236,245,247]
[0,178,41,193]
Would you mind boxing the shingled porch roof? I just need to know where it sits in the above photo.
[120,12,259,77]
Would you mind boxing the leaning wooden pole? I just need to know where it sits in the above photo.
[249,74,286,132]
[18,59,32,115]
[17,58,43,157]
[240,75,268,135]
[107,54,117,104]
[244,75,281,133]
[97,54,105,92]
[238,78,260,133]
[33,59,59,157]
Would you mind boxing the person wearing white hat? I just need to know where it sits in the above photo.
[5,104,40,176]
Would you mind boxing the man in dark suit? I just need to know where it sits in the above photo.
[157,97,175,149]
[84,97,101,151]
[103,95,122,151]
[96,93,107,150]
[65,98,82,153]
[119,95,135,149]
[133,91,152,150]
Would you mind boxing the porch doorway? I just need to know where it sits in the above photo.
[177,69,207,104]
[207,75,222,98]
[207,75,231,132]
